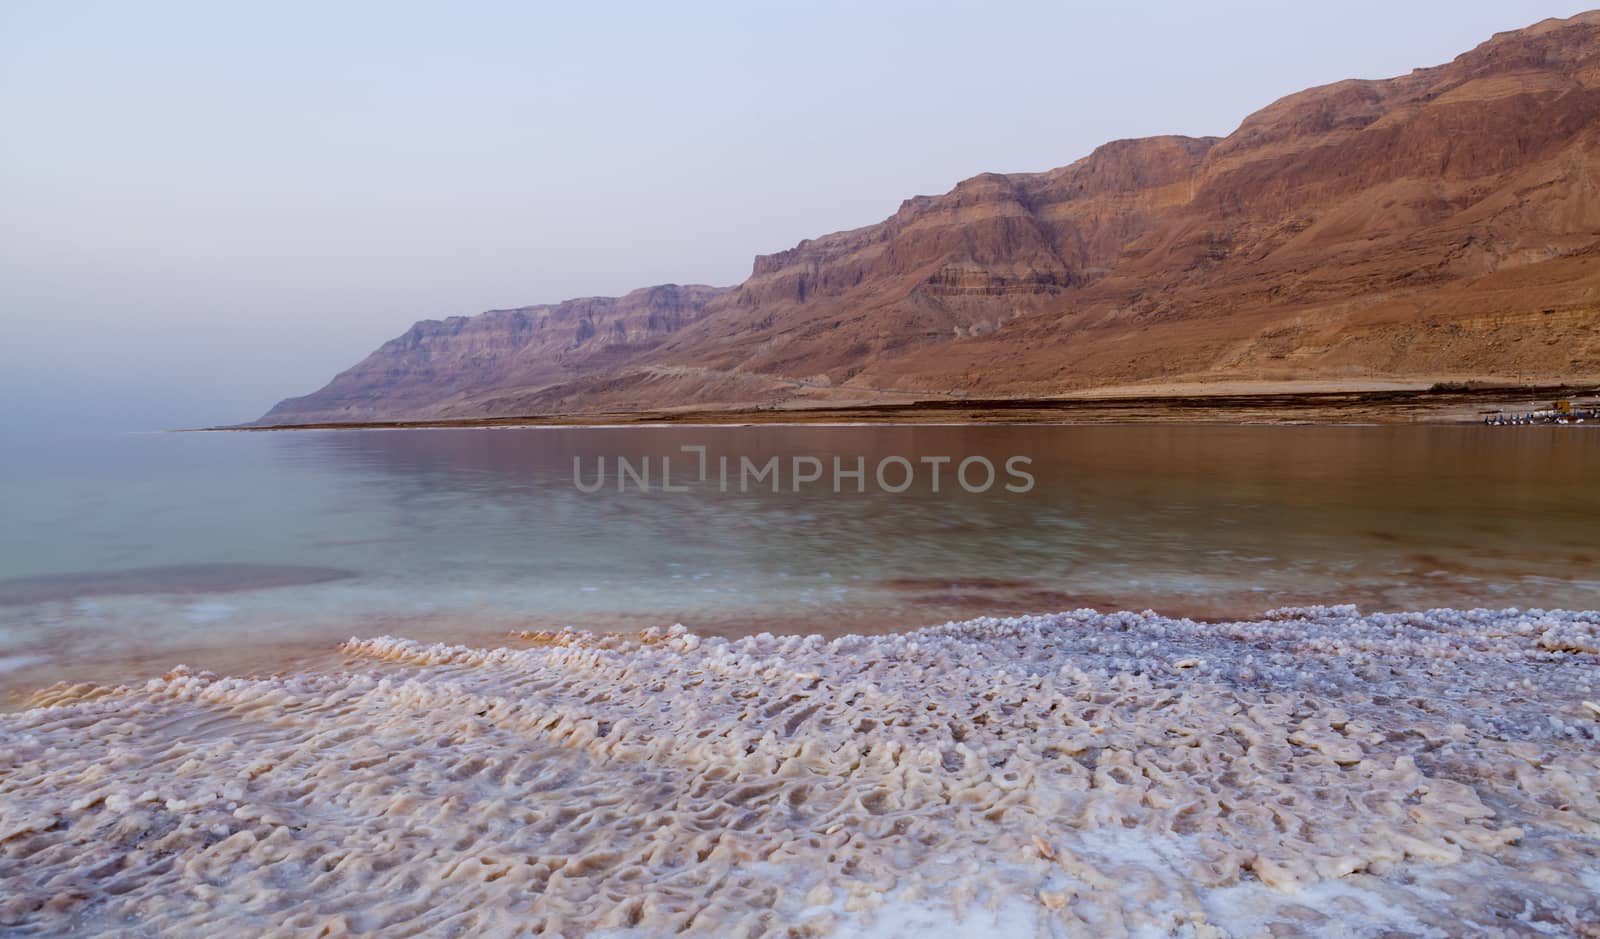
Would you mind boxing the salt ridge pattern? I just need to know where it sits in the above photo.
[2,607,1599,937]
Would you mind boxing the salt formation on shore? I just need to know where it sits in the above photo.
[2,607,1599,937]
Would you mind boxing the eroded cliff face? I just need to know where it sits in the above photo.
[256,284,727,424]
[259,12,1600,424]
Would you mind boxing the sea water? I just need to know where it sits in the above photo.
[1,423,1596,696]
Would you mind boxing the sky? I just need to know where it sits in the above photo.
[1,0,1592,431]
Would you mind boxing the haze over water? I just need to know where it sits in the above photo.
[2,423,1597,698]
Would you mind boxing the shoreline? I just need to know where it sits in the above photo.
[204,382,1600,432]
[3,605,1597,935]
[3,584,1580,710]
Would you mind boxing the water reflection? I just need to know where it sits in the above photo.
[1,424,1597,696]
[272,424,1600,619]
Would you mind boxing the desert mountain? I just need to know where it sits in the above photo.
[259,285,728,422]
[259,12,1600,425]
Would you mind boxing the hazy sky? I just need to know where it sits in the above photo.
[1,1,1591,431]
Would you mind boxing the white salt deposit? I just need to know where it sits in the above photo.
[2,606,1598,936]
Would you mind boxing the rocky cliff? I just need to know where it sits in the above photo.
[259,12,1600,424]
[257,284,727,424]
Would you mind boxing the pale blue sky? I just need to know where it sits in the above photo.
[1,1,1591,430]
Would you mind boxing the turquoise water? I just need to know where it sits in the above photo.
[2,424,1597,696]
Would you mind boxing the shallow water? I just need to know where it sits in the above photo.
[1,424,1597,697]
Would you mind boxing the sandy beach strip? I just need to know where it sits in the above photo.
[216,382,1600,432]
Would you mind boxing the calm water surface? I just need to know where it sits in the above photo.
[1,425,1596,698]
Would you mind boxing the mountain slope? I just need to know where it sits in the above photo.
[257,284,728,424]
[259,12,1600,424]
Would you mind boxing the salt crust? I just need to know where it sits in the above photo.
[2,606,1598,937]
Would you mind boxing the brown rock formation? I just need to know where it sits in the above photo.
[259,12,1600,424]
[257,284,728,424]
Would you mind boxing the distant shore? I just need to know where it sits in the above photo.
[211,381,1600,432]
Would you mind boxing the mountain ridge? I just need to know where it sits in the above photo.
[258,12,1600,425]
